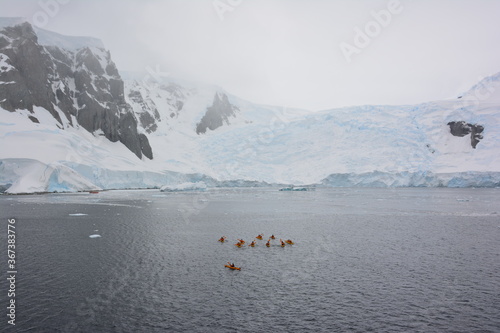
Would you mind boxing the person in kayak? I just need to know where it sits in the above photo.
[227,262,235,267]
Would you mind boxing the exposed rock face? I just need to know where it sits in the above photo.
[447,121,484,148]
[0,22,152,159]
[138,133,153,159]
[125,81,189,135]
[0,23,63,123]
[127,89,160,133]
[196,92,239,134]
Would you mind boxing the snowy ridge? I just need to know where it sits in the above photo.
[0,17,104,50]
[0,17,28,29]
[34,27,104,51]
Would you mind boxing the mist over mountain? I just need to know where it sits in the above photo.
[1,19,499,193]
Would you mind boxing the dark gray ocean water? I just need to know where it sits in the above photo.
[1,188,500,332]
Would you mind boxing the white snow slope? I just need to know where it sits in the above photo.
[1,22,499,193]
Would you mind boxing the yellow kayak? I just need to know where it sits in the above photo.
[225,265,241,270]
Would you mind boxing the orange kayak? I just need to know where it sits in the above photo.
[285,240,294,245]
[225,265,241,270]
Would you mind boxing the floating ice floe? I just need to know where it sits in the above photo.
[279,186,309,191]
[160,181,207,192]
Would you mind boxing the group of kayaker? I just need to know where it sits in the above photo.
[221,233,295,270]
[219,233,294,248]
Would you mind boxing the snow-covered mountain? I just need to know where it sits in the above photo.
[1,19,499,193]
[0,19,152,161]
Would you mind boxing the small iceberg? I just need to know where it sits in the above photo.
[89,234,101,238]
[160,182,207,192]
[69,213,88,216]
[279,185,309,191]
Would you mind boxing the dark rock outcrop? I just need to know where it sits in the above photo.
[196,92,239,134]
[139,133,153,159]
[0,22,64,124]
[0,22,152,159]
[128,89,160,133]
[447,121,484,148]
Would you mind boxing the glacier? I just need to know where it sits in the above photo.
[1,19,500,193]
[320,171,500,188]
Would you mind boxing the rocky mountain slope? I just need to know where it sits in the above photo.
[0,21,152,159]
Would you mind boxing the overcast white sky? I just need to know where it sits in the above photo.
[2,0,500,110]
